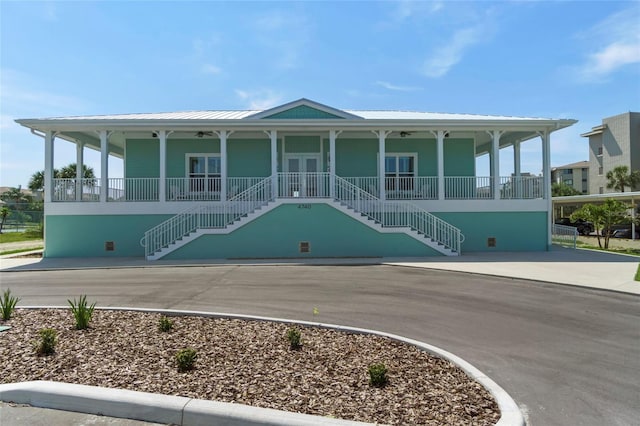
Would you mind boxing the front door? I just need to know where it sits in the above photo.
[283,154,321,197]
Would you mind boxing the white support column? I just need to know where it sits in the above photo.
[487,130,503,200]
[431,130,446,200]
[514,141,521,198]
[329,130,341,198]
[99,130,110,203]
[214,130,234,201]
[44,131,56,203]
[75,142,85,201]
[158,131,167,203]
[373,130,391,200]
[541,130,552,248]
[513,141,521,177]
[266,130,278,197]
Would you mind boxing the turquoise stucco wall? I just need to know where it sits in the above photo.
[45,214,172,257]
[125,136,474,178]
[435,211,547,252]
[126,139,160,177]
[444,139,475,176]
[335,139,378,176]
[165,204,440,259]
[263,105,344,119]
[43,208,548,258]
[227,139,271,177]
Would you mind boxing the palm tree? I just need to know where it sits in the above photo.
[606,166,640,193]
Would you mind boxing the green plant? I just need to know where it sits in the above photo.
[68,295,96,330]
[158,316,174,332]
[175,348,197,372]
[35,328,57,355]
[635,264,640,282]
[286,327,302,350]
[1,288,20,320]
[368,363,388,388]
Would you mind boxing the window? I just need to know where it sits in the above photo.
[385,154,416,191]
[563,179,573,185]
[597,146,603,156]
[187,154,221,192]
[598,166,603,175]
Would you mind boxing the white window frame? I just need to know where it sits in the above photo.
[185,153,221,192]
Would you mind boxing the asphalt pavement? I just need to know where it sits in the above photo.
[0,248,638,425]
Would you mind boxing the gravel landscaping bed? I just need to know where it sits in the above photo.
[0,309,499,425]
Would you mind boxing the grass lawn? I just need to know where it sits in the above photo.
[576,241,640,257]
[635,264,640,282]
[0,231,43,244]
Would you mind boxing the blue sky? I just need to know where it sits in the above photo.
[1,0,639,188]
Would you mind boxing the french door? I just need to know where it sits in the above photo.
[283,154,321,197]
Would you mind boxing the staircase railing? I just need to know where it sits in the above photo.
[334,176,463,253]
[141,176,274,258]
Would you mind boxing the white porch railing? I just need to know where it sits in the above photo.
[278,172,330,198]
[335,176,463,254]
[142,177,274,258]
[52,175,547,202]
[444,176,493,199]
[52,178,100,202]
[109,178,159,202]
[552,224,577,248]
[500,176,543,199]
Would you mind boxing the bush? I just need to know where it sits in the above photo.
[68,295,96,330]
[175,348,197,372]
[158,316,174,332]
[35,328,57,355]
[368,363,388,388]
[286,327,302,350]
[0,288,20,321]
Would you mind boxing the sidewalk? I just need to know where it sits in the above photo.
[1,246,638,295]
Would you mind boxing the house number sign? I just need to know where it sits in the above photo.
[297,204,312,209]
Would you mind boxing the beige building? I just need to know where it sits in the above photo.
[551,161,589,194]
[581,112,640,194]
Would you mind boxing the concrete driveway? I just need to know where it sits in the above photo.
[1,265,638,426]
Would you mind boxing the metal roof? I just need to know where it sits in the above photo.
[33,109,554,122]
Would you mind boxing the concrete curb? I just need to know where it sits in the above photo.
[2,307,525,426]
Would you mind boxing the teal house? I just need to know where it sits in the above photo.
[16,99,575,260]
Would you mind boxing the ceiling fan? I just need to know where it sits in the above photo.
[195,131,214,138]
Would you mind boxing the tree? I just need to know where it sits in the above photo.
[0,186,32,210]
[571,199,630,249]
[606,165,640,193]
[552,182,581,197]
[28,163,96,193]
[0,206,9,234]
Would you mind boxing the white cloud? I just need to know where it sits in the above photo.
[574,7,640,81]
[201,64,222,75]
[375,81,422,92]
[422,24,489,78]
[235,89,284,110]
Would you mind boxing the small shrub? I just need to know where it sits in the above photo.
[1,288,20,321]
[35,328,57,355]
[68,295,96,330]
[175,348,197,372]
[286,327,302,350]
[368,363,388,388]
[158,316,174,332]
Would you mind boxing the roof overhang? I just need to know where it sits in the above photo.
[580,124,606,137]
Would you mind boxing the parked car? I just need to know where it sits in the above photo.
[601,224,639,239]
[554,218,594,236]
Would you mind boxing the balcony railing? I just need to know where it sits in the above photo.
[51,175,545,202]
[278,172,330,198]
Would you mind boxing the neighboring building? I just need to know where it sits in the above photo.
[581,112,640,194]
[551,161,589,194]
[16,98,575,259]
